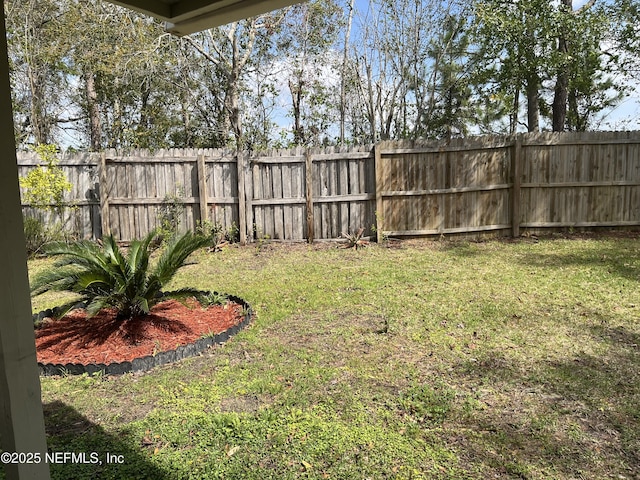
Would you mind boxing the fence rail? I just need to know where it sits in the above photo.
[17,131,640,242]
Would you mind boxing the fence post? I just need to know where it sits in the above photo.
[305,148,314,243]
[237,151,247,245]
[245,153,254,243]
[511,134,522,237]
[98,152,110,238]
[374,143,383,243]
[196,154,208,229]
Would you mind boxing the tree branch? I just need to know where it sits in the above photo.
[182,34,219,65]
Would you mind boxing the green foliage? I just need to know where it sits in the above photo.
[197,220,240,252]
[425,15,474,139]
[398,383,454,425]
[471,0,556,132]
[30,229,209,320]
[562,4,625,130]
[199,291,229,308]
[276,0,344,146]
[19,145,75,255]
[7,0,640,148]
[471,0,629,132]
[371,211,389,242]
[23,216,68,257]
[157,190,185,243]
[19,144,72,214]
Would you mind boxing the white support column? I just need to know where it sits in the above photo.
[0,11,51,480]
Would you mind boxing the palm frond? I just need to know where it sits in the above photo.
[128,230,156,274]
[85,296,114,318]
[30,265,83,295]
[48,299,86,320]
[132,296,150,315]
[74,271,113,291]
[163,288,214,306]
[32,230,207,321]
[97,236,129,283]
[152,231,209,287]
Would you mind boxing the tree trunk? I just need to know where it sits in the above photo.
[138,78,152,133]
[567,87,588,131]
[445,84,453,141]
[365,62,376,142]
[289,78,304,145]
[510,86,519,135]
[84,72,101,151]
[27,65,49,144]
[552,0,572,132]
[526,76,540,132]
[339,0,354,145]
[226,79,243,148]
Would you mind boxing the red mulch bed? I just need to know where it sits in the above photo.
[35,299,244,365]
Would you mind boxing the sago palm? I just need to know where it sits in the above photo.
[30,230,210,320]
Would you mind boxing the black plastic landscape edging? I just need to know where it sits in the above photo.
[33,292,252,377]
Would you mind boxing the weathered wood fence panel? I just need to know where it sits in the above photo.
[249,147,306,241]
[311,146,376,240]
[16,132,640,243]
[518,132,640,230]
[247,146,375,241]
[203,151,239,233]
[104,153,201,240]
[376,137,513,237]
[18,146,377,242]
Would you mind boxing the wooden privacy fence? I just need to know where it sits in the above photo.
[17,131,640,243]
[18,145,376,242]
[375,131,640,240]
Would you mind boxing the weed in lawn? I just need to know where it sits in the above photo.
[397,382,455,426]
[341,227,369,250]
[200,291,228,307]
[200,329,217,339]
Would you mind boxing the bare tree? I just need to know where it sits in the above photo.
[183,13,287,149]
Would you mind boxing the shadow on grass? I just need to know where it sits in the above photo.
[438,243,482,259]
[514,240,640,283]
[40,400,168,480]
[451,323,640,478]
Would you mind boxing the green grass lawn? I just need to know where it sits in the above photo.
[19,234,640,479]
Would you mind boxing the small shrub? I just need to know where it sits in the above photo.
[372,211,388,242]
[200,291,229,307]
[23,216,73,257]
[20,144,75,250]
[157,189,185,243]
[24,216,50,256]
[197,220,239,252]
[19,144,72,218]
[341,227,369,250]
[30,229,210,320]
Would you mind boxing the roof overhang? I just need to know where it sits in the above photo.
[109,0,301,36]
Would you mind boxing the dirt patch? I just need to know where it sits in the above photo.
[220,394,269,413]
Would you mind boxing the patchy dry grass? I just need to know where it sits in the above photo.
[19,234,640,479]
